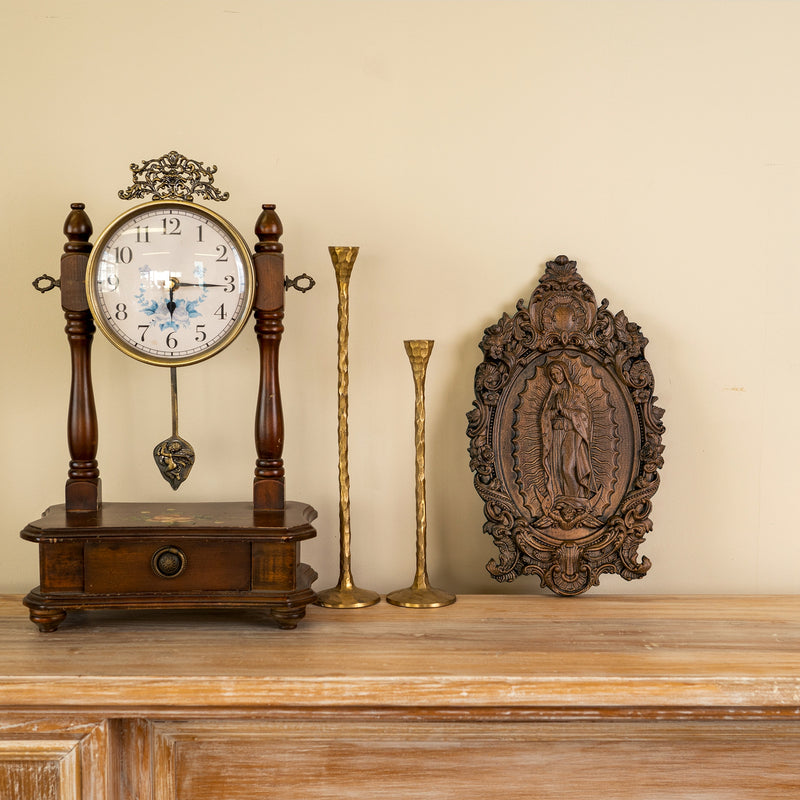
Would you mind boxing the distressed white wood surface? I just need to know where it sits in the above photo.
[0,719,108,800]
[0,595,799,798]
[152,719,800,800]
[0,594,798,712]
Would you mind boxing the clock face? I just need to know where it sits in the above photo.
[86,201,255,366]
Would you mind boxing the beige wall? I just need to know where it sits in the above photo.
[1,1,798,597]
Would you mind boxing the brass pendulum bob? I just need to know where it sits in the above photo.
[153,367,195,490]
[387,340,456,609]
[316,247,380,609]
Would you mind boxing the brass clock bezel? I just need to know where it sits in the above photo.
[86,200,255,367]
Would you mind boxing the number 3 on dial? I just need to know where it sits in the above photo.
[86,201,255,366]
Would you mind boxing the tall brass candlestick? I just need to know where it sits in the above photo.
[387,340,456,609]
[316,247,380,609]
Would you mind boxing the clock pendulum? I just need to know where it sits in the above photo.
[153,367,195,490]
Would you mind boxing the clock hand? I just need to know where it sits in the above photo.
[173,280,229,289]
[166,278,177,319]
[164,276,228,319]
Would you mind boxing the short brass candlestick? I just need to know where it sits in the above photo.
[387,340,455,609]
[316,247,380,609]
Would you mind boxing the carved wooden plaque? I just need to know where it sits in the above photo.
[467,256,665,595]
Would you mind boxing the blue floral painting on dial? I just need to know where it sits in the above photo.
[135,265,208,332]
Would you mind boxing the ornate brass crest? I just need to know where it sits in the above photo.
[118,150,230,202]
[467,256,665,595]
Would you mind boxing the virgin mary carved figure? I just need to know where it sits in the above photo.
[541,361,595,510]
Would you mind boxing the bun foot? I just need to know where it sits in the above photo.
[270,607,305,630]
[30,608,67,633]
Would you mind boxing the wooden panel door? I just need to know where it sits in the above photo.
[141,718,800,800]
[0,720,108,800]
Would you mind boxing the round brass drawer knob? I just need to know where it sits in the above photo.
[151,546,187,579]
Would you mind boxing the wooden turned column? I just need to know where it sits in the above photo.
[61,203,101,512]
[252,204,285,510]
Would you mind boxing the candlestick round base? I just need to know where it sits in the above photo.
[386,585,456,609]
[315,584,381,609]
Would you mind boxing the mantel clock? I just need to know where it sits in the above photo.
[22,151,318,631]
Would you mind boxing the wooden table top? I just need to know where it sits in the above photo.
[0,594,798,713]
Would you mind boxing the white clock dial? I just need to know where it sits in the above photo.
[86,201,255,366]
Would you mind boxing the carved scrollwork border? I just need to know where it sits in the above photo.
[466,256,665,596]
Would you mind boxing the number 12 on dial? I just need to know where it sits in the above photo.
[86,201,255,366]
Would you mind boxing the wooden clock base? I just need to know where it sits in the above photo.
[20,501,317,631]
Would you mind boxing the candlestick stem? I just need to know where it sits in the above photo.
[316,247,380,609]
[387,340,455,609]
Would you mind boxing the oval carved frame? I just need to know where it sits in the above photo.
[467,256,665,595]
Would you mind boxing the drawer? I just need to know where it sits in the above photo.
[84,539,251,594]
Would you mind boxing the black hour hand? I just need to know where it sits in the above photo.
[167,280,176,318]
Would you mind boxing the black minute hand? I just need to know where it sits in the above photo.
[173,280,229,288]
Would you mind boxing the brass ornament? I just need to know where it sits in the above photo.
[315,247,380,609]
[467,255,665,596]
[118,150,230,202]
[387,341,455,609]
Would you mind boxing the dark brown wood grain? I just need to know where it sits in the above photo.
[253,204,286,510]
[21,501,318,631]
[61,203,101,512]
